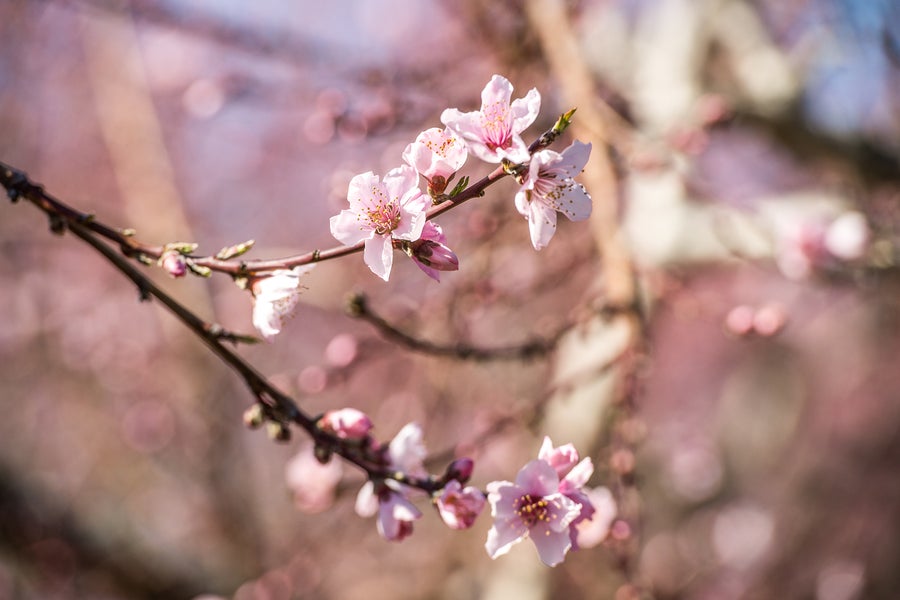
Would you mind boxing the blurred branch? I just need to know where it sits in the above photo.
[730,105,900,188]
[347,292,565,361]
[0,462,212,598]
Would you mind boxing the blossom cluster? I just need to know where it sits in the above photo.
[268,75,607,569]
[485,437,615,566]
[248,74,593,340]
[287,409,615,567]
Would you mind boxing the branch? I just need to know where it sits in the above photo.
[0,115,571,280]
[0,163,445,494]
[347,292,566,361]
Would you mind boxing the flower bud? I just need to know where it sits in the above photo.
[266,421,291,443]
[409,239,459,272]
[159,250,187,278]
[242,404,265,429]
[435,480,486,530]
[318,408,374,441]
[443,457,474,484]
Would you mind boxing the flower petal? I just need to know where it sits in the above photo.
[363,234,393,281]
[331,209,372,245]
[509,87,541,135]
[527,202,559,251]
[529,521,574,567]
[514,459,560,497]
[485,517,529,559]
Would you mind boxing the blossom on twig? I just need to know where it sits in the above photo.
[405,221,459,282]
[515,141,593,250]
[330,166,428,281]
[485,459,582,566]
[402,127,468,196]
[250,265,314,341]
[355,481,423,542]
[435,480,486,530]
[441,74,540,164]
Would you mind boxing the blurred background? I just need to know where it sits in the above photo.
[1,0,899,598]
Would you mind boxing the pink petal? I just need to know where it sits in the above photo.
[529,521,574,567]
[509,87,541,135]
[552,183,592,222]
[355,481,378,517]
[527,202,558,251]
[485,516,529,559]
[558,141,592,176]
[347,171,381,212]
[330,209,372,246]
[363,234,393,281]
[480,74,514,109]
[514,459,560,497]
[560,458,594,493]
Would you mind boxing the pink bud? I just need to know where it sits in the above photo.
[160,251,187,278]
[435,480,486,530]
[444,457,475,484]
[318,408,373,440]
[410,239,459,271]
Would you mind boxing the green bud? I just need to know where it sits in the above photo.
[215,239,255,260]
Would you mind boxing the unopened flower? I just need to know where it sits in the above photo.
[441,74,540,164]
[159,250,187,278]
[443,457,475,484]
[356,481,422,542]
[402,127,468,195]
[318,408,373,440]
[436,480,486,530]
[515,141,593,250]
[250,265,314,341]
[485,459,582,567]
[330,166,428,281]
[406,221,459,282]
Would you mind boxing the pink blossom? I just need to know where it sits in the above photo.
[402,127,468,195]
[515,141,593,250]
[406,221,459,282]
[355,482,422,542]
[318,408,373,440]
[538,436,599,550]
[159,250,187,278]
[485,459,582,567]
[436,480,486,530]
[574,486,617,549]
[387,422,427,477]
[441,74,540,164]
[250,265,314,341]
[285,445,343,514]
[329,166,427,281]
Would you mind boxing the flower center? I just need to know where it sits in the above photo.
[366,201,401,235]
[513,493,551,527]
[481,101,512,151]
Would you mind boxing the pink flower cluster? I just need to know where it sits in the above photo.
[351,421,485,541]
[249,74,594,340]
[485,437,616,567]
[326,74,592,283]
